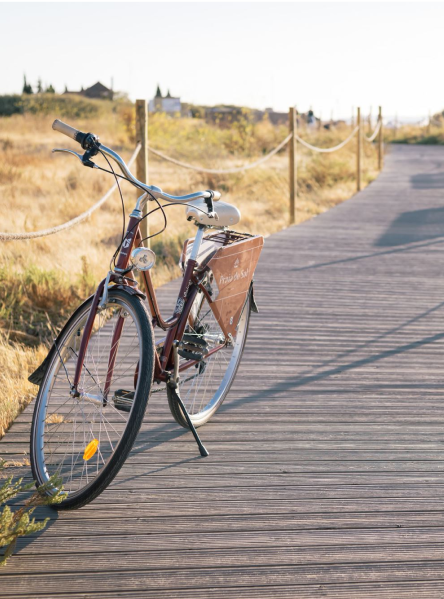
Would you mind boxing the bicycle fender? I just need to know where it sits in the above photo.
[28,294,94,386]
[112,284,146,300]
[249,281,259,314]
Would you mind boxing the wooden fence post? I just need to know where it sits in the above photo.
[289,106,297,225]
[378,106,383,171]
[135,99,149,243]
[357,107,361,192]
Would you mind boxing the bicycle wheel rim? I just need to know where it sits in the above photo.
[32,293,144,499]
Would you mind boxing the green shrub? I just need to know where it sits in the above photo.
[0,460,66,566]
[0,94,118,119]
[0,96,24,117]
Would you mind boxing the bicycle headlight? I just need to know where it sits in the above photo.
[130,247,156,271]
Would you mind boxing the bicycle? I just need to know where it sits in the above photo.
[29,120,264,509]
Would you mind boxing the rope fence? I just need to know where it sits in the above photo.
[147,133,293,174]
[0,145,141,241]
[0,104,385,240]
[364,118,382,143]
[295,126,360,153]
[145,105,384,224]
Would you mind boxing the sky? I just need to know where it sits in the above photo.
[0,2,442,121]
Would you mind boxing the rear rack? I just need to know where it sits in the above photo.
[205,229,256,246]
[181,229,257,272]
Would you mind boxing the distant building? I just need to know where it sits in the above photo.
[204,105,335,128]
[263,108,288,126]
[149,85,181,114]
[64,81,114,101]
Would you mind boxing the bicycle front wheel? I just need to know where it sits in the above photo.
[30,288,154,510]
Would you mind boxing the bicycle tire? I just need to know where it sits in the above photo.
[30,288,154,510]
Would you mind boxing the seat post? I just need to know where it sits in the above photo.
[188,225,206,265]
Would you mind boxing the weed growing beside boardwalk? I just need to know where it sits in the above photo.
[0,460,66,565]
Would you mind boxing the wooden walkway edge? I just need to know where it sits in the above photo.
[2,144,444,597]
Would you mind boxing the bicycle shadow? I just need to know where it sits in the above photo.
[290,235,444,274]
[411,171,444,190]
[108,406,206,487]
[117,297,444,455]
[219,297,444,415]
[123,295,444,459]
[375,205,444,247]
[112,453,202,488]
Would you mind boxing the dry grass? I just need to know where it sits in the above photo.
[0,109,380,437]
[390,122,444,145]
[0,334,46,438]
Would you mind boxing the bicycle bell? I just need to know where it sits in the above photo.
[130,247,156,271]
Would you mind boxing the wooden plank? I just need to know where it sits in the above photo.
[9,512,444,540]
[5,543,444,575]
[11,526,444,555]
[10,497,444,520]
[4,582,444,599]
[4,561,444,596]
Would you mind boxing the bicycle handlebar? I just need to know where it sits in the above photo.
[52,119,221,204]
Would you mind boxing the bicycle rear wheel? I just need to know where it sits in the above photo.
[30,288,154,510]
[167,287,251,428]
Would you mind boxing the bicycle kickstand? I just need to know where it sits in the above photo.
[171,388,209,458]
[168,343,208,457]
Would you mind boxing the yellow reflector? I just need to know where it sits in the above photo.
[83,439,99,461]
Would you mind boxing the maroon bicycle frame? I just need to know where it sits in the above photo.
[71,214,220,396]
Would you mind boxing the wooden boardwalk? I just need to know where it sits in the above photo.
[2,144,444,597]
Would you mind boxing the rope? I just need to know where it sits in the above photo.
[0,144,141,241]
[295,126,359,153]
[364,118,382,143]
[147,133,293,174]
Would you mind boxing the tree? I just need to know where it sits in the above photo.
[22,75,33,95]
[46,84,55,94]
[37,78,43,94]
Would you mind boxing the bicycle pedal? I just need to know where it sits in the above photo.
[178,349,205,361]
[112,389,134,412]
[178,334,208,361]
[182,333,207,348]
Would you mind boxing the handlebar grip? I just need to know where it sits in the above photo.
[52,119,82,141]
[212,191,221,201]
[52,119,90,148]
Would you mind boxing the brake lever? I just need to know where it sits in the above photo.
[52,148,98,168]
